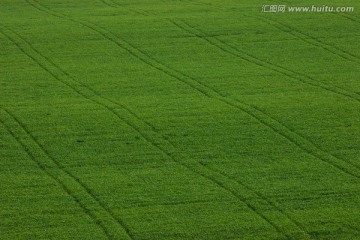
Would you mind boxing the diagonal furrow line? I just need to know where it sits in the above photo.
[99,0,118,8]
[0,27,133,240]
[195,0,360,62]
[114,99,306,237]
[27,0,360,181]
[22,1,304,238]
[173,20,360,102]
[165,132,310,235]
[3,23,157,134]
[180,0,360,65]
[220,97,360,178]
[252,14,360,65]
[24,0,359,237]
[126,8,149,17]
[183,2,360,95]
[337,13,360,24]
[0,108,129,240]
[167,20,360,174]
[5,2,283,238]
[95,1,360,177]
[0,111,110,240]
[22,2,296,238]
[201,163,308,231]
[95,2,360,101]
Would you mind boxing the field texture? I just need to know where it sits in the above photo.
[1,0,360,239]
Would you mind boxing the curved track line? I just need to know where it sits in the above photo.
[94,0,360,177]
[122,0,360,99]
[26,0,360,179]
[203,164,306,226]
[96,1,360,177]
[179,0,360,65]
[337,13,360,24]
[0,108,131,240]
[0,27,133,240]
[172,20,359,102]
[99,0,117,8]
[251,14,360,65]
[15,1,301,238]
[21,0,360,236]
[0,112,109,240]
[200,163,309,232]
[167,21,360,176]
[21,2,294,238]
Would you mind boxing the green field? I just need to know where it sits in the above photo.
[1,0,359,239]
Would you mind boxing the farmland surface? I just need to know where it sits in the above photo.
[0,0,359,239]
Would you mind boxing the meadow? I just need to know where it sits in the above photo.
[0,0,359,239]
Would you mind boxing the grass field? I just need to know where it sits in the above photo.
[1,0,359,239]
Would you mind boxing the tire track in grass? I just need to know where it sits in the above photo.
[21,2,297,238]
[29,0,360,174]
[250,14,360,65]
[24,0,360,237]
[164,135,310,235]
[0,26,134,240]
[180,0,360,65]
[167,19,360,174]
[200,163,308,231]
[20,1,307,239]
[99,0,360,185]
[3,4,294,238]
[337,13,360,24]
[171,19,360,102]
[99,0,118,8]
[97,1,360,175]
[2,23,157,134]
[26,0,360,187]
[205,163,358,236]
[0,108,131,240]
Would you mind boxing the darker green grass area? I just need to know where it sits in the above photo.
[0,0,359,239]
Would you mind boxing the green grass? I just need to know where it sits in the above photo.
[0,0,359,239]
